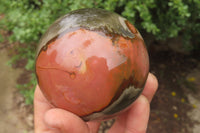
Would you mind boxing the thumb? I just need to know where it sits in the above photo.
[44,108,89,133]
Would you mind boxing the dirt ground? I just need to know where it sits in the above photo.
[0,48,33,133]
[0,37,200,133]
[147,44,200,133]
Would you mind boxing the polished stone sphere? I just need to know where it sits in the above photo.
[35,8,149,121]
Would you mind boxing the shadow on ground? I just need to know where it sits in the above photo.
[147,44,200,133]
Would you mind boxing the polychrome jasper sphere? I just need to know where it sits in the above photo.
[35,8,149,121]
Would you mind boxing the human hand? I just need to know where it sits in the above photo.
[34,73,158,133]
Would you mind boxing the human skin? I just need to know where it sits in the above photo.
[34,73,158,133]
